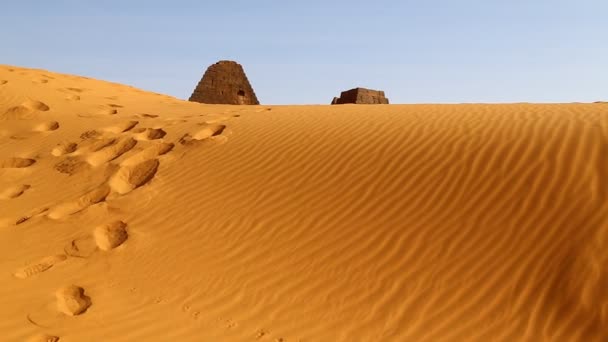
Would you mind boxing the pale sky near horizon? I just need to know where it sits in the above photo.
[2,1,607,104]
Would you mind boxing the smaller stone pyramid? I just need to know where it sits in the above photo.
[331,87,389,104]
[189,60,259,105]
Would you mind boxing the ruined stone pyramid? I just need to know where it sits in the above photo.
[331,87,389,104]
[189,60,259,105]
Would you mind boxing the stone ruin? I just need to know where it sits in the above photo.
[189,60,259,105]
[331,87,389,104]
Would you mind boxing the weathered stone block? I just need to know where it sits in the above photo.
[331,87,389,104]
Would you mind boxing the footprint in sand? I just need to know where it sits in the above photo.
[120,142,174,167]
[99,108,118,115]
[79,130,102,140]
[196,124,227,139]
[132,127,167,141]
[13,255,67,279]
[85,137,137,167]
[73,133,130,160]
[33,79,49,84]
[0,184,31,199]
[255,330,267,339]
[2,100,50,119]
[202,116,231,124]
[107,103,123,108]
[219,318,239,329]
[65,94,80,101]
[26,334,60,342]
[33,121,60,132]
[80,108,118,118]
[56,285,91,316]
[47,184,110,219]
[0,157,36,168]
[103,120,139,134]
[51,142,78,157]
[0,207,49,227]
[81,138,118,152]
[65,87,84,93]
[109,159,159,195]
[20,100,49,111]
[64,237,97,258]
[64,221,128,258]
[179,124,226,145]
[181,303,201,320]
[137,113,159,118]
[254,330,287,342]
[0,80,7,85]
[53,156,89,175]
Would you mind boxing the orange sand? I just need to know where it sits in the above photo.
[1,65,607,341]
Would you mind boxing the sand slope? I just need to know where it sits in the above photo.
[1,64,607,341]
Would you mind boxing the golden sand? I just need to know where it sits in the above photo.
[1,65,607,341]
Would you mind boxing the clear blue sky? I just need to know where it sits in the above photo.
[2,1,607,104]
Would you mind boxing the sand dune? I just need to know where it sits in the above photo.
[1,64,607,341]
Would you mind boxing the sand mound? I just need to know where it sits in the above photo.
[192,124,226,140]
[86,137,117,152]
[133,127,167,140]
[55,285,91,316]
[47,185,110,219]
[103,120,139,134]
[120,142,174,167]
[1,64,607,341]
[86,137,137,167]
[51,142,78,156]
[109,159,159,194]
[33,121,60,132]
[94,220,128,250]
[179,124,227,145]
